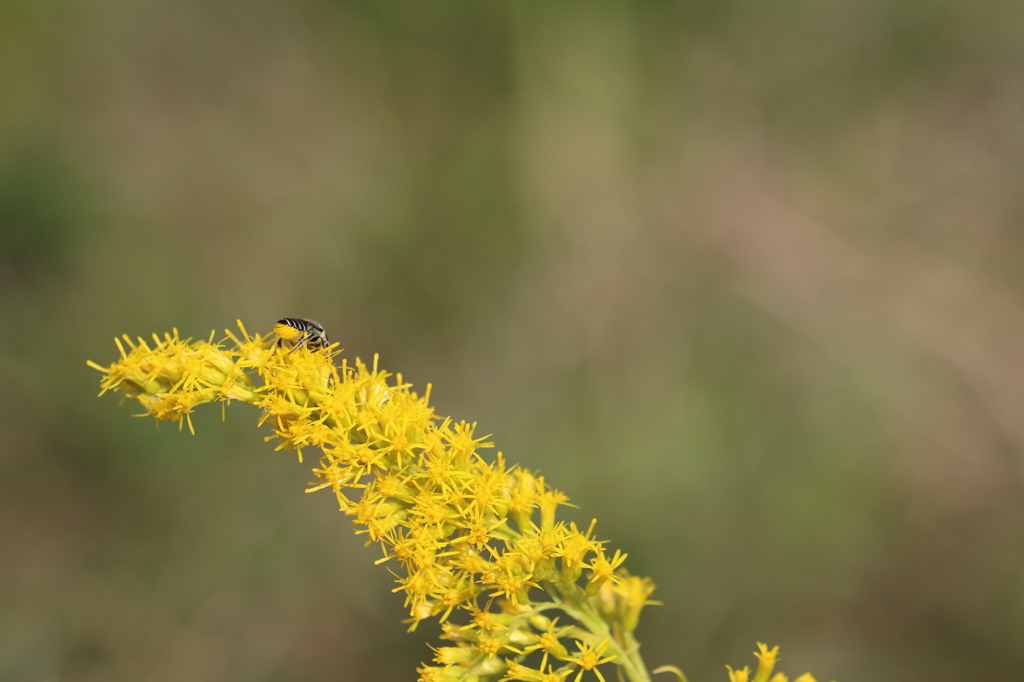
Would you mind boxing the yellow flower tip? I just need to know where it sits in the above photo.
[476,637,512,657]
[792,676,816,682]
[726,665,751,682]
[568,637,615,673]
[769,674,789,682]
[417,665,458,682]
[500,660,537,682]
[754,643,780,675]
[432,646,475,665]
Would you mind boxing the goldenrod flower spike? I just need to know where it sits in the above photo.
[90,322,829,682]
[90,322,654,682]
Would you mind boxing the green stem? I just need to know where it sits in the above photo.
[556,596,651,682]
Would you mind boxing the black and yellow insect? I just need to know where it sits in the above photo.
[274,318,329,353]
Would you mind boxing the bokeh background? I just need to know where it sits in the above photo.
[2,1,1024,680]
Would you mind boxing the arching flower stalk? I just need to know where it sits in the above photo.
[88,322,655,682]
[89,321,825,682]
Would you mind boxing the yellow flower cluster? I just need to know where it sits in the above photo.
[89,322,658,682]
[90,323,831,682]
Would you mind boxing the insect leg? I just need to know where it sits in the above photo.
[287,333,313,354]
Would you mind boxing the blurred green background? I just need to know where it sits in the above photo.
[2,1,1024,680]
